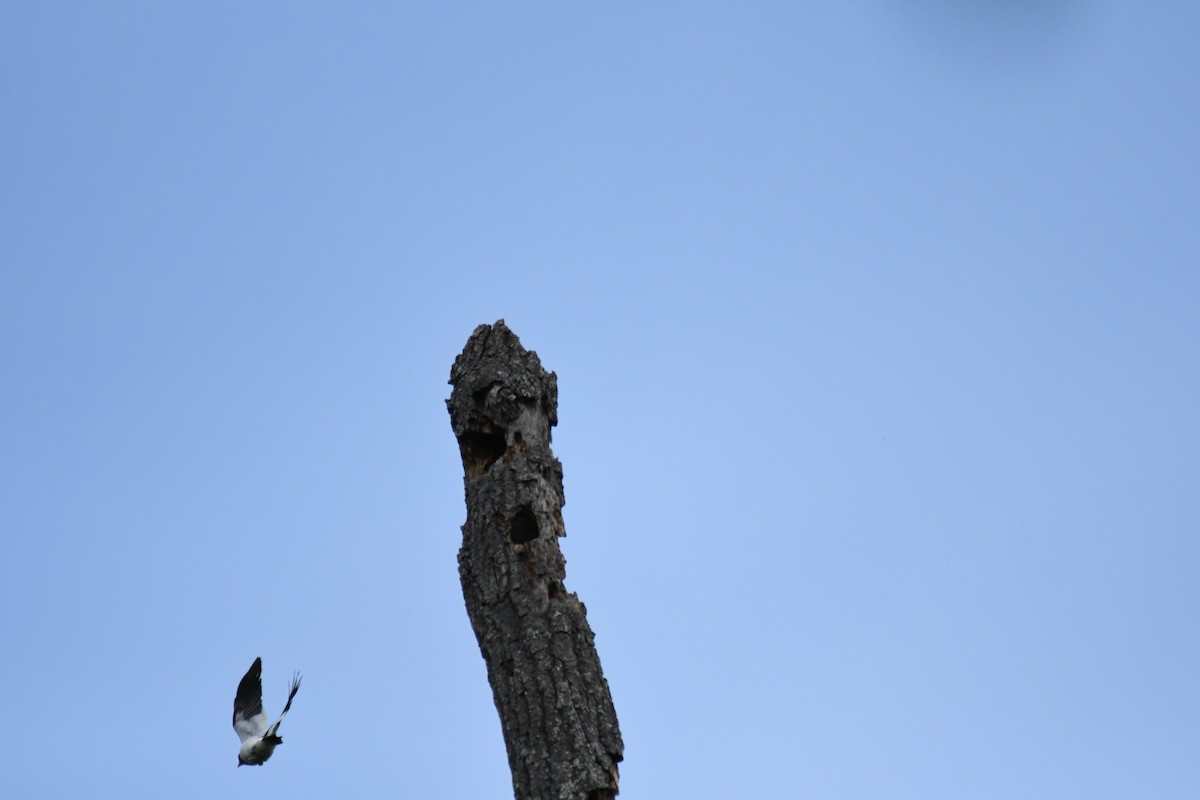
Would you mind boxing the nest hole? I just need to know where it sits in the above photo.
[461,428,506,478]
[508,505,540,545]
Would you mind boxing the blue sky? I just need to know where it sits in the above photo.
[2,2,1197,797]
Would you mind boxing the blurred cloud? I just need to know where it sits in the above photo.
[890,0,1097,81]
[908,0,1085,34]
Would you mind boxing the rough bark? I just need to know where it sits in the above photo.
[447,320,623,800]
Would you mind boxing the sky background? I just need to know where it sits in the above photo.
[2,2,1197,797]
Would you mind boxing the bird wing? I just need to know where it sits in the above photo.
[266,672,302,738]
[233,658,269,742]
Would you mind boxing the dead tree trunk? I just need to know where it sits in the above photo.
[447,320,624,800]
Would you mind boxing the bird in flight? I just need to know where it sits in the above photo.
[232,657,302,767]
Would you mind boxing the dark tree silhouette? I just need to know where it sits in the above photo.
[447,320,623,800]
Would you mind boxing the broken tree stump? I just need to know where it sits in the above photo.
[447,320,624,800]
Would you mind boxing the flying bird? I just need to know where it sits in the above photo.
[232,657,302,767]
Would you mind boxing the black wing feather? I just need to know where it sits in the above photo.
[233,657,264,728]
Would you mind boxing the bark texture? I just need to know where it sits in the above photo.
[447,320,623,800]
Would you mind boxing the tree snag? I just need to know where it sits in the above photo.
[447,320,624,800]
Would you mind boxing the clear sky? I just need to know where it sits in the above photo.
[2,2,1197,797]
